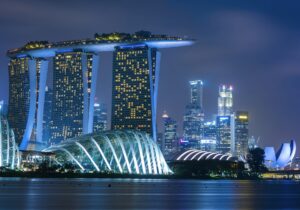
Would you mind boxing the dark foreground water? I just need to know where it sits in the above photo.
[0,178,299,210]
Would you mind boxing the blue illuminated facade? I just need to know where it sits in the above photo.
[7,31,193,150]
[264,140,296,169]
[216,116,235,154]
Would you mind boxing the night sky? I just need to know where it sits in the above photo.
[1,0,300,154]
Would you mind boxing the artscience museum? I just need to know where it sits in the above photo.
[264,140,296,169]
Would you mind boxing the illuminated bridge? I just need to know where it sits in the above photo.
[43,130,172,175]
[7,31,194,150]
[175,149,234,162]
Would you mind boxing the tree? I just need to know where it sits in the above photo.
[247,148,268,177]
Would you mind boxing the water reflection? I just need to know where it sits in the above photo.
[0,178,299,210]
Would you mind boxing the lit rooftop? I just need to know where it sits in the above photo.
[7,31,194,58]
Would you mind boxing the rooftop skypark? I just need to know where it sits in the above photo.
[7,31,193,57]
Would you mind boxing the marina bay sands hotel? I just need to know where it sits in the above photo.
[7,31,193,151]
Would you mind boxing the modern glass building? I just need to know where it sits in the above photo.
[201,121,217,152]
[216,116,235,154]
[190,80,203,110]
[183,104,203,149]
[162,112,178,156]
[183,80,204,149]
[93,103,108,132]
[43,130,171,174]
[218,85,233,116]
[216,85,235,154]
[7,32,193,150]
[234,111,249,157]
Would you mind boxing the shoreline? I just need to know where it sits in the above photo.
[0,171,296,180]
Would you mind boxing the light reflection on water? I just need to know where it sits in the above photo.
[0,178,299,210]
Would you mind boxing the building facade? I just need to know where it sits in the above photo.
[216,85,235,154]
[93,103,108,132]
[111,45,160,140]
[201,121,217,152]
[43,86,52,145]
[216,115,235,154]
[234,111,249,157]
[51,51,98,144]
[162,112,178,156]
[183,80,204,149]
[218,85,233,116]
[8,56,49,150]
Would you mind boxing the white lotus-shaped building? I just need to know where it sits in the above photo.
[0,115,20,169]
[264,140,296,169]
[44,130,171,175]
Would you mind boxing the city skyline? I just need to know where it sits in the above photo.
[1,0,300,154]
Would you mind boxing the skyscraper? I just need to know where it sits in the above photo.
[201,121,217,152]
[162,112,178,156]
[216,115,235,154]
[183,80,204,149]
[8,56,48,150]
[111,44,160,139]
[51,51,99,144]
[190,80,203,110]
[218,85,233,116]
[183,105,203,148]
[93,103,108,132]
[216,85,235,154]
[235,111,249,157]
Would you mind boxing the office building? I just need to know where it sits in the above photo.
[93,103,108,132]
[235,111,249,157]
[201,121,217,152]
[183,80,204,149]
[216,115,235,154]
[183,104,203,148]
[162,112,178,156]
[216,84,235,154]
[218,85,233,116]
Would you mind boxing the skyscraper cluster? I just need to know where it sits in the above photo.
[160,81,249,158]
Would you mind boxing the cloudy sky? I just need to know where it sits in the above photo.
[1,0,300,153]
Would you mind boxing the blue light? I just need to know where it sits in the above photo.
[119,44,147,49]
[219,116,229,121]
[56,48,73,53]
[16,54,27,58]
